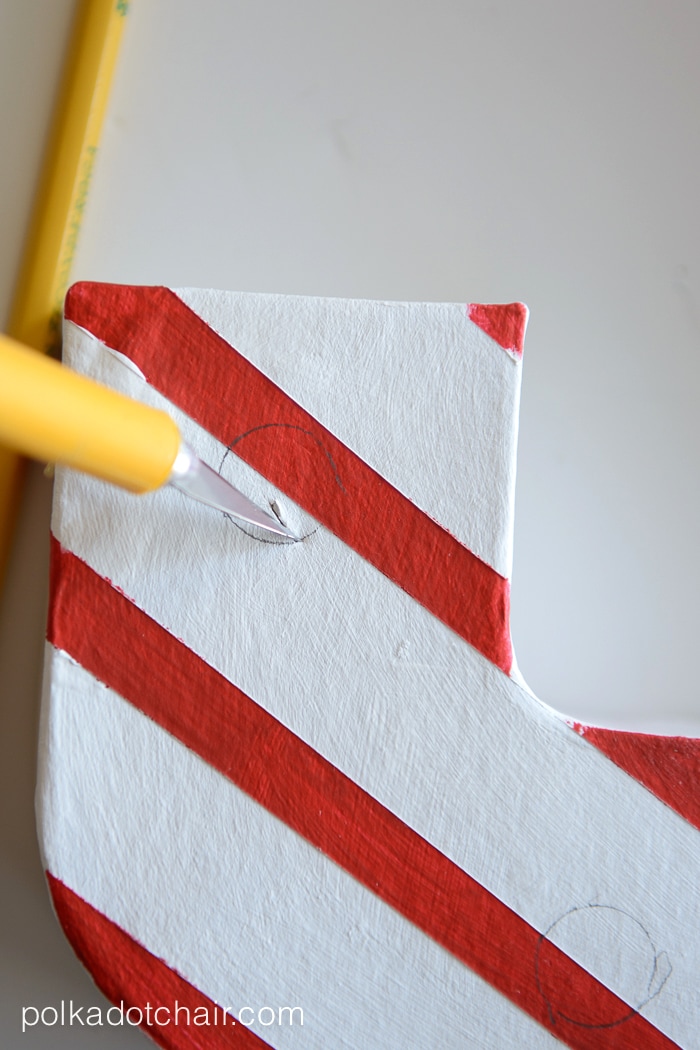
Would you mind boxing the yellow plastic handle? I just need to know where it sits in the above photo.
[0,333,180,493]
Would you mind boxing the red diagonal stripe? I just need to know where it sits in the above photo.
[573,723,700,833]
[47,874,272,1050]
[64,282,513,673]
[467,303,528,357]
[47,538,678,1050]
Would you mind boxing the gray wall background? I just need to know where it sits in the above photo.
[1,1,699,1046]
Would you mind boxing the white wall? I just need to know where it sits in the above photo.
[2,1,699,1046]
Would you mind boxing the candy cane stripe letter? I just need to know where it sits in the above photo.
[38,283,700,1050]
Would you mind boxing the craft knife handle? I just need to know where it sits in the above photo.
[0,332,180,492]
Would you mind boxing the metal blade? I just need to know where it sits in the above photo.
[168,444,296,539]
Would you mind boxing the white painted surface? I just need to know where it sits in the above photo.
[175,288,522,577]
[45,310,700,1047]
[40,647,562,1050]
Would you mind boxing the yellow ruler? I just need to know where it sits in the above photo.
[0,0,128,585]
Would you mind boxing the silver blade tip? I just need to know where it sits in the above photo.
[169,445,300,541]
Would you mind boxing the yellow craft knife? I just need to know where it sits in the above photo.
[0,332,295,539]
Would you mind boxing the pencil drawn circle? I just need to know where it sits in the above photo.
[534,904,671,1029]
[218,422,344,544]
